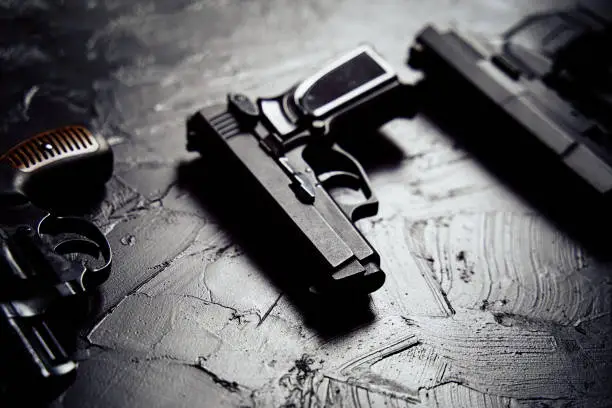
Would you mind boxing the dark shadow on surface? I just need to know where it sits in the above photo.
[177,85,414,337]
[332,85,418,174]
[176,125,403,337]
[177,158,377,339]
[414,78,612,260]
[31,184,110,219]
[416,80,612,395]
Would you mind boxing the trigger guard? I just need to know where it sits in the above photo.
[318,170,362,191]
[317,171,379,222]
[303,142,380,222]
[54,238,101,259]
[38,215,112,290]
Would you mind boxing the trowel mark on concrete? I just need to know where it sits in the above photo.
[406,212,610,326]
[360,212,612,403]
[324,212,612,405]
[316,310,610,403]
[362,217,455,318]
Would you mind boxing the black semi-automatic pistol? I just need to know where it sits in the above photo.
[187,46,406,295]
[0,125,113,394]
[408,0,612,194]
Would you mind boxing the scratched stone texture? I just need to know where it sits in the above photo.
[3,0,612,407]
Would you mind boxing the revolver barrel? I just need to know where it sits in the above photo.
[1,303,77,380]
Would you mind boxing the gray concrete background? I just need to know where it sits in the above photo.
[3,1,610,407]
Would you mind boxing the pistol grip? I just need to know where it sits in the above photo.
[305,143,379,223]
[0,125,113,201]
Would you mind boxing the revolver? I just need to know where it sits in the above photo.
[0,125,112,391]
[187,46,406,295]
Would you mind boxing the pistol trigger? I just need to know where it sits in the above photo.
[340,194,379,222]
[303,143,379,221]
[317,169,379,222]
[324,146,379,222]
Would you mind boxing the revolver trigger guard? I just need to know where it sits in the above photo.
[38,215,112,291]
[54,238,102,259]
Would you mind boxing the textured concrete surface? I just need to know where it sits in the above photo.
[2,0,611,407]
